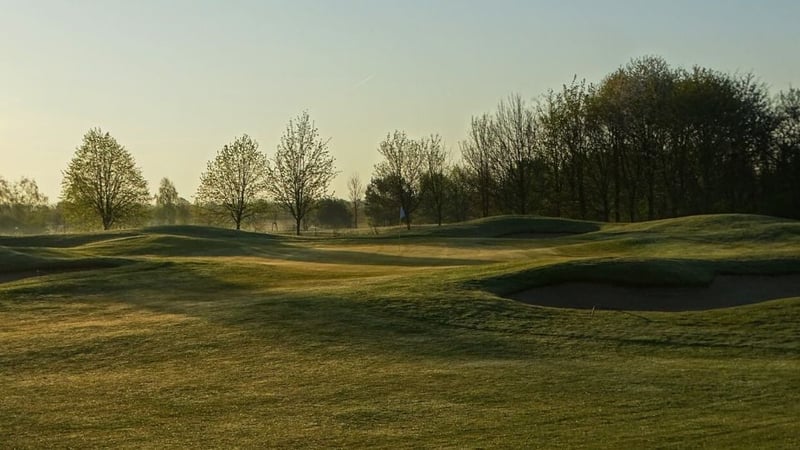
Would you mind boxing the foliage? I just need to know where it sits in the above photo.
[0,177,50,233]
[267,111,337,235]
[372,131,428,229]
[312,198,353,230]
[364,173,401,227]
[61,128,150,230]
[196,134,269,230]
[153,178,191,225]
[456,56,800,222]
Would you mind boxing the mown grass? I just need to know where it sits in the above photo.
[1,214,799,448]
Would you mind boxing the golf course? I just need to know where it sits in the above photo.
[1,213,799,448]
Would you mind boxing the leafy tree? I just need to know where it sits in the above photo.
[154,177,180,225]
[267,111,337,235]
[314,198,353,230]
[364,174,402,227]
[61,128,150,230]
[347,173,364,228]
[0,177,11,205]
[373,130,427,229]
[196,134,269,230]
[0,176,50,233]
[538,78,591,218]
[458,56,796,221]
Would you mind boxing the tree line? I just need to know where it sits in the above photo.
[2,111,339,235]
[365,56,800,225]
[2,56,798,235]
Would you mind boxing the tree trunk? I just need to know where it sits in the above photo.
[296,217,302,236]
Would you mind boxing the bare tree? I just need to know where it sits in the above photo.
[421,134,448,226]
[347,173,364,228]
[61,128,150,230]
[461,114,497,217]
[373,130,427,229]
[196,134,269,230]
[492,94,539,215]
[447,164,473,222]
[267,111,337,235]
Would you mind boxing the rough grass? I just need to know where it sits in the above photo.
[1,214,799,448]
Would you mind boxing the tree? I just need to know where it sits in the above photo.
[61,128,150,230]
[0,177,10,205]
[347,173,364,229]
[314,198,353,230]
[461,114,497,217]
[765,88,800,217]
[154,177,180,225]
[537,78,592,218]
[267,111,337,235]
[420,134,448,226]
[373,130,427,229]
[0,176,50,233]
[364,174,401,227]
[196,134,269,230]
[491,94,538,215]
[445,164,473,222]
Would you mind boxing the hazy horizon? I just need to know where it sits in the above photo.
[2,0,798,203]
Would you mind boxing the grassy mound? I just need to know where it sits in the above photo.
[0,246,129,284]
[353,215,602,239]
[421,215,602,237]
[466,214,800,295]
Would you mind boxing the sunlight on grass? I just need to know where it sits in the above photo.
[1,214,799,447]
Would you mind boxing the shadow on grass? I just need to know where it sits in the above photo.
[4,258,799,361]
[77,234,492,266]
[471,257,800,296]
[0,261,546,360]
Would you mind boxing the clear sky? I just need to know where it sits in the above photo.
[2,0,798,202]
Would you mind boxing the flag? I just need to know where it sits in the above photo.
[399,207,406,220]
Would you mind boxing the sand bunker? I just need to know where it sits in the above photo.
[510,274,800,311]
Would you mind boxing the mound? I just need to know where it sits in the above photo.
[0,246,129,284]
[410,215,602,238]
[0,230,139,248]
[510,274,800,311]
[142,225,281,240]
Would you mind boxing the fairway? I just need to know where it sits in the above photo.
[1,214,800,448]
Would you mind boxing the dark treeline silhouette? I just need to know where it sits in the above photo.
[365,56,800,226]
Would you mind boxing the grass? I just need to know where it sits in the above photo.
[1,214,799,448]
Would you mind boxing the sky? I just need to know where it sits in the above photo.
[1,0,798,202]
